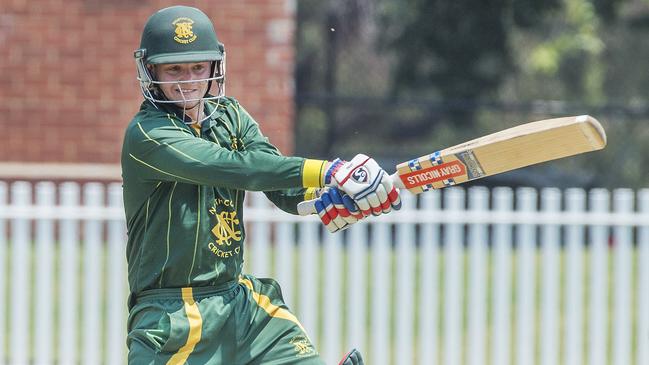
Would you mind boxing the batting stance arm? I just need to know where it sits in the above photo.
[235,104,318,214]
[123,117,327,191]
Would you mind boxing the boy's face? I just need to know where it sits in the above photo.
[153,62,211,108]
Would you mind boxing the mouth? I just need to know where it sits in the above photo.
[175,87,201,97]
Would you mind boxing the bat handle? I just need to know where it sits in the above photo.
[297,199,317,216]
[390,172,405,189]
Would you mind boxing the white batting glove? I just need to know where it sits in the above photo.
[325,154,402,217]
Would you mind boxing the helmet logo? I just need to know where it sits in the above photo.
[172,17,197,44]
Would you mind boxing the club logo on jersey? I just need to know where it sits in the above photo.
[208,201,242,258]
[351,166,370,184]
[212,211,242,245]
[290,336,315,357]
[173,17,197,44]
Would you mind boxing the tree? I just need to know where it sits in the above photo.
[378,0,562,126]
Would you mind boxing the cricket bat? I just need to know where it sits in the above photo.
[297,115,606,216]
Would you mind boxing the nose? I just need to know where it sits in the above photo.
[184,69,205,83]
[177,68,193,81]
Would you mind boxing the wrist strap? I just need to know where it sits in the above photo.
[325,159,343,186]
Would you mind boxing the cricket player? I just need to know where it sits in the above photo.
[122,6,400,365]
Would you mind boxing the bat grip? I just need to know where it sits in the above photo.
[390,172,405,189]
[297,173,403,217]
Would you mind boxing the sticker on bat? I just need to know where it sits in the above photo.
[399,160,467,189]
[456,150,485,180]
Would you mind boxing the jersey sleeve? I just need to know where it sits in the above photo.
[123,114,326,191]
[236,103,324,213]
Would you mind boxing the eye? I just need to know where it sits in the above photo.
[193,64,206,72]
[165,65,181,74]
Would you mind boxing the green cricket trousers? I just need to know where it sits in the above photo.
[127,274,325,365]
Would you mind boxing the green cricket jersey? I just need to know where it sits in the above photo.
[121,97,325,295]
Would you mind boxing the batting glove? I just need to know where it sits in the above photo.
[338,348,364,365]
[325,154,401,217]
[314,188,364,233]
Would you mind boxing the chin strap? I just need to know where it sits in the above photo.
[338,348,364,365]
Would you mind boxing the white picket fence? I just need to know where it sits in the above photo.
[0,181,648,365]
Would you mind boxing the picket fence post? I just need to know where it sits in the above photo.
[588,188,610,365]
[82,183,103,365]
[35,182,56,365]
[59,182,80,365]
[0,182,5,364]
[417,190,440,365]
[540,188,561,365]
[10,182,30,365]
[612,189,633,365]
[637,189,649,365]
[106,183,127,365]
[371,215,391,365]
[442,188,464,365]
[515,187,538,365]
[564,188,586,365]
[467,186,488,365]
[298,218,318,345]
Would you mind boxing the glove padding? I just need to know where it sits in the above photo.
[326,154,402,217]
[338,348,364,365]
[314,188,364,233]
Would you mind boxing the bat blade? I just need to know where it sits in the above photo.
[393,115,606,194]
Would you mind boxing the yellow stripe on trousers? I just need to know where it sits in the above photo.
[239,278,307,334]
[167,288,203,365]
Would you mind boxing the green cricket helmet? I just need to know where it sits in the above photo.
[134,6,226,106]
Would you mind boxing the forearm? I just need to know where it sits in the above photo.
[263,188,319,215]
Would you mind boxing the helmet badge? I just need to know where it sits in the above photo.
[172,17,197,44]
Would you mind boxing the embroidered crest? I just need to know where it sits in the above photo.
[172,17,197,44]
[209,207,242,245]
[289,336,315,357]
[207,201,242,258]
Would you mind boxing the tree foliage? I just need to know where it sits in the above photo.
[381,0,569,100]
[295,0,649,188]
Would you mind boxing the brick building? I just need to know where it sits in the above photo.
[0,0,296,180]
